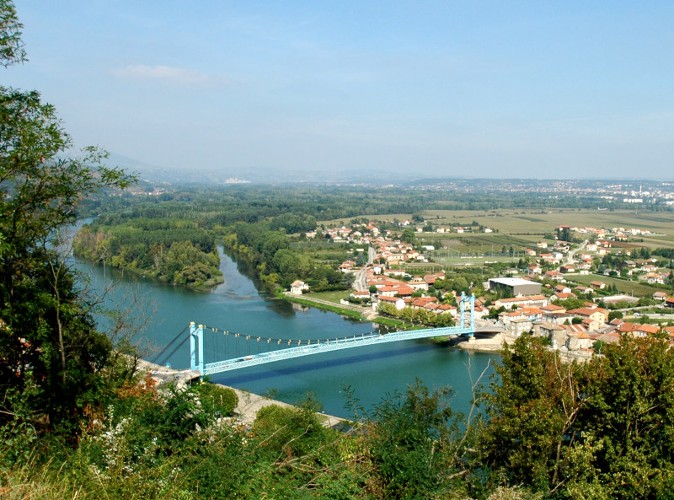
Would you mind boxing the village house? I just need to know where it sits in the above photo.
[473,305,490,321]
[616,322,660,337]
[550,291,577,302]
[533,322,567,349]
[540,253,560,264]
[540,304,572,324]
[508,318,534,337]
[378,285,399,297]
[594,330,621,346]
[528,264,542,275]
[408,276,430,291]
[494,294,548,309]
[339,260,356,273]
[290,280,309,295]
[590,281,607,290]
[544,270,565,282]
[411,297,438,310]
[565,330,594,350]
[377,296,405,310]
[567,306,608,331]
[562,323,588,335]
[422,273,441,285]
[644,272,666,285]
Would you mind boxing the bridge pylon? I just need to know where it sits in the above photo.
[458,293,475,336]
[189,322,204,374]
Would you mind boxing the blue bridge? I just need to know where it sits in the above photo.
[189,294,476,377]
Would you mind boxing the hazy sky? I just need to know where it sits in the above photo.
[5,1,674,179]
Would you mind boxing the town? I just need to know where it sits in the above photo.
[290,218,674,358]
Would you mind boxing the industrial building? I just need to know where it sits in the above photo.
[488,277,542,297]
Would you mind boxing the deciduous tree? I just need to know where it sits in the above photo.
[0,1,134,431]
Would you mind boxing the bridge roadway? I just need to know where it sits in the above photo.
[194,323,475,376]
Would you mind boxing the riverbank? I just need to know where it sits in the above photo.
[282,291,415,329]
[281,292,368,320]
[456,332,515,352]
[454,332,594,363]
[136,359,346,428]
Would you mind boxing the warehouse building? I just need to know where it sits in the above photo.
[488,277,542,297]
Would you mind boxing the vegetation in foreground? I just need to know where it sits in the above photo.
[4,335,674,498]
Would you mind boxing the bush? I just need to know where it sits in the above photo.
[194,382,238,418]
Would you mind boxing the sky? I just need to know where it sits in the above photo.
[4,1,674,180]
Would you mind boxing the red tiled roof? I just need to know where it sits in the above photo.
[379,296,401,303]
[617,322,660,335]
[568,307,607,317]
[498,295,546,303]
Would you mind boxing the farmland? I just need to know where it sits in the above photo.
[567,274,657,298]
[325,208,674,255]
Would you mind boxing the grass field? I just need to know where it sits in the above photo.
[565,273,658,298]
[324,209,674,242]
[308,290,352,304]
[423,209,674,240]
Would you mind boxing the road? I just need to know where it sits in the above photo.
[563,239,588,266]
[354,245,376,292]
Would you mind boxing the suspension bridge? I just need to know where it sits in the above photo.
[154,295,477,378]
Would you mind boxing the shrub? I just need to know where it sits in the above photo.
[194,382,238,418]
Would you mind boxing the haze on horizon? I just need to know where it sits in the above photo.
[5,1,674,180]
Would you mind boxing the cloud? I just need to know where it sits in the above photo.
[112,64,227,85]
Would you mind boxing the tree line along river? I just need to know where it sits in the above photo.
[77,249,496,420]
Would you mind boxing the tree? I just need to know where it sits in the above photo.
[479,336,587,493]
[608,310,623,321]
[577,336,674,497]
[0,1,25,67]
[1,1,134,432]
[364,380,463,498]
[400,227,415,244]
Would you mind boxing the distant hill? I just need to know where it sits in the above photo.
[106,153,417,185]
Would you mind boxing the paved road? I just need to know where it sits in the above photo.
[354,268,367,292]
[563,239,588,266]
[354,245,375,292]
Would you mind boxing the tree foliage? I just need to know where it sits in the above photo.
[480,334,674,497]
[0,0,25,66]
[0,1,134,431]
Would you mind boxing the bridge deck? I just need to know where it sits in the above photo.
[191,294,477,376]
[200,324,473,376]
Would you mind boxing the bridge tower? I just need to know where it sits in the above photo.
[459,293,476,335]
[189,322,204,374]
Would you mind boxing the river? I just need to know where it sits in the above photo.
[77,252,497,420]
